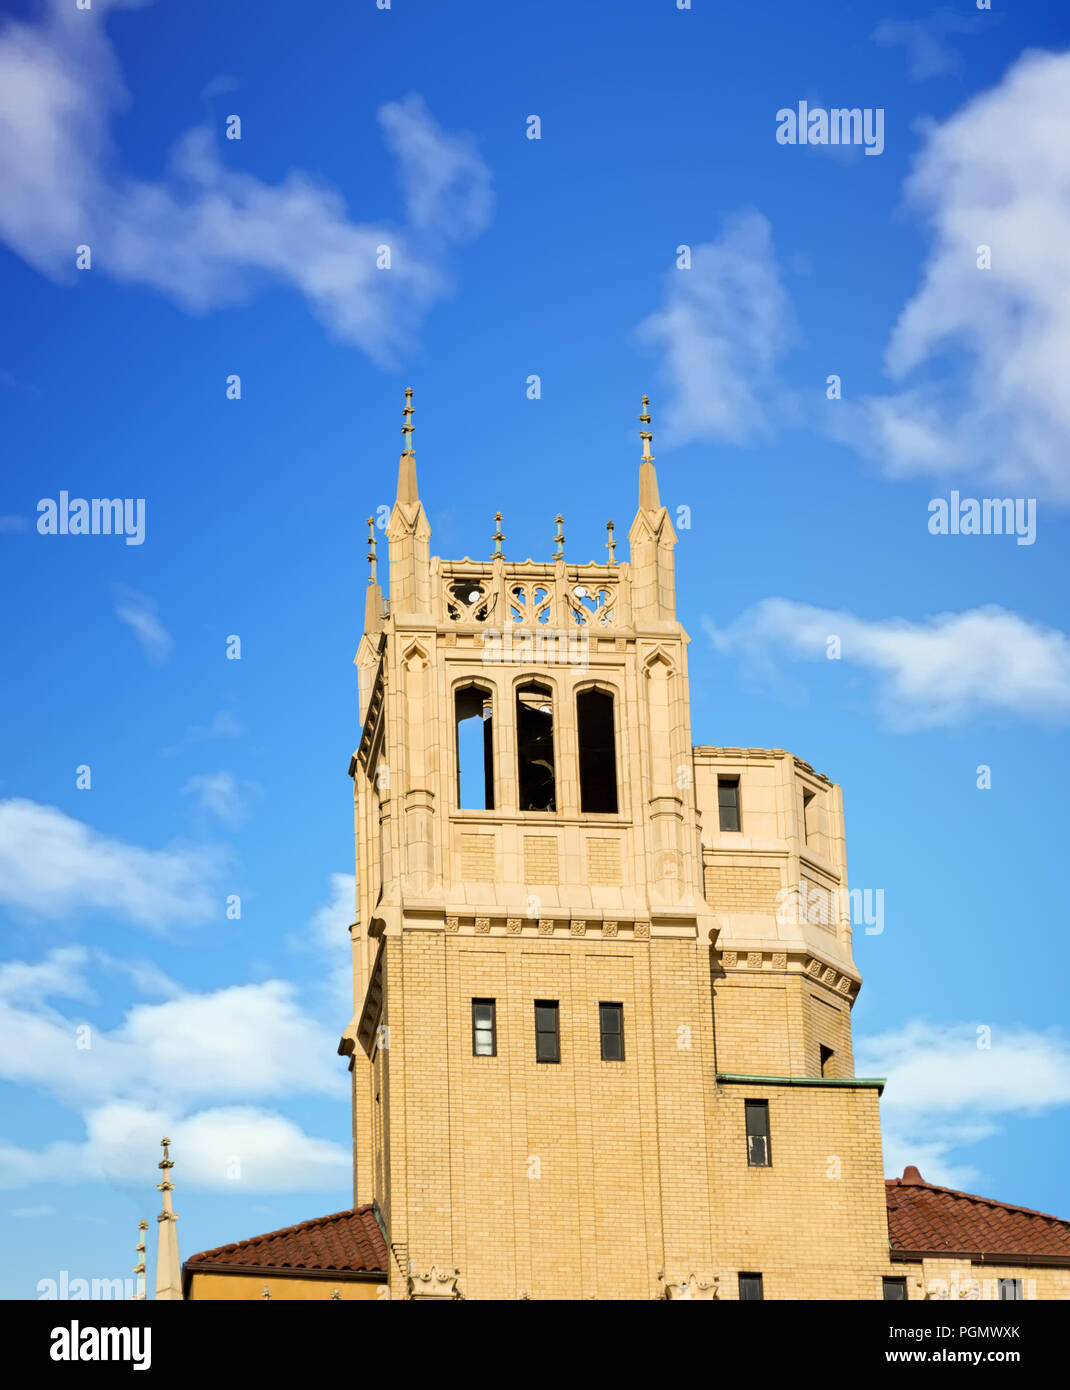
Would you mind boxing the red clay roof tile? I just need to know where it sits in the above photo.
[185,1204,387,1274]
[886,1169,1070,1260]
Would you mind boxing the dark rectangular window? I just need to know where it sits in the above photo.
[599,1002,624,1061]
[718,776,741,832]
[534,1001,560,1063]
[998,1278,1023,1301]
[819,1044,834,1077]
[883,1277,907,1301]
[745,1099,771,1167]
[802,787,816,843]
[738,1273,763,1301]
[472,999,496,1057]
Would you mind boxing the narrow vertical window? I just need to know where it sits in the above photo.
[802,787,816,844]
[998,1279,1023,1301]
[456,685,494,810]
[745,1099,771,1167]
[577,688,618,813]
[472,999,496,1057]
[599,1002,624,1061]
[819,1044,834,1078]
[738,1273,764,1301]
[534,1001,560,1062]
[517,682,555,811]
[718,776,741,832]
[882,1277,907,1301]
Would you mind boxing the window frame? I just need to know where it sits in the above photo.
[534,1000,560,1063]
[738,1273,764,1301]
[454,680,495,811]
[745,1098,771,1167]
[717,775,742,832]
[515,678,558,813]
[471,998,497,1057]
[576,684,620,815]
[598,1001,624,1062]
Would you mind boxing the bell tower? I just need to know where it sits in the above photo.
[339,391,889,1301]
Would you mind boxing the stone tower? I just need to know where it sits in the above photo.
[339,393,892,1301]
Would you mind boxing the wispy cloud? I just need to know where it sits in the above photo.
[183,771,249,829]
[0,2,493,366]
[113,586,171,664]
[0,798,222,928]
[704,601,1070,729]
[857,1021,1070,1189]
[839,50,1070,500]
[633,211,795,446]
[289,873,356,1018]
[871,9,990,82]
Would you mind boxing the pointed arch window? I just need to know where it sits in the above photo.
[516,681,556,811]
[455,684,494,810]
[577,687,618,814]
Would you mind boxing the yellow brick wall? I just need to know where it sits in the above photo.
[376,929,905,1300]
[704,864,782,912]
[707,1085,891,1299]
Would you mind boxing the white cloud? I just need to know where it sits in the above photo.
[113,586,171,664]
[633,211,795,445]
[0,798,222,928]
[0,1103,349,1193]
[705,600,1070,728]
[183,771,247,828]
[0,3,492,365]
[0,949,349,1191]
[852,49,1070,499]
[857,1021,1070,1189]
[291,872,356,1018]
[0,954,341,1107]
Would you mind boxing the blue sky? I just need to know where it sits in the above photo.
[2,0,1069,1298]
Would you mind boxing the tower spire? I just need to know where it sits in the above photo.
[154,1137,181,1300]
[638,394,660,510]
[553,514,565,560]
[397,386,418,505]
[134,1219,147,1301]
[491,511,505,559]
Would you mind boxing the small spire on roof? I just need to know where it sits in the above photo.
[606,519,616,564]
[638,394,660,510]
[552,514,565,560]
[401,386,415,454]
[491,511,505,559]
[134,1219,147,1301]
[396,387,419,506]
[367,516,377,583]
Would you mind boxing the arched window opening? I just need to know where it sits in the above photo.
[455,685,494,810]
[516,681,556,811]
[577,688,618,814]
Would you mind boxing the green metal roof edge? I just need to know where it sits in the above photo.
[716,1072,885,1095]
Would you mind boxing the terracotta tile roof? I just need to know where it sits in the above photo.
[185,1205,387,1276]
[887,1166,1070,1263]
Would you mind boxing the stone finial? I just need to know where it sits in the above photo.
[491,511,505,558]
[606,519,616,563]
[367,516,377,582]
[638,394,660,510]
[397,386,418,505]
[154,1137,181,1300]
[553,513,565,560]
